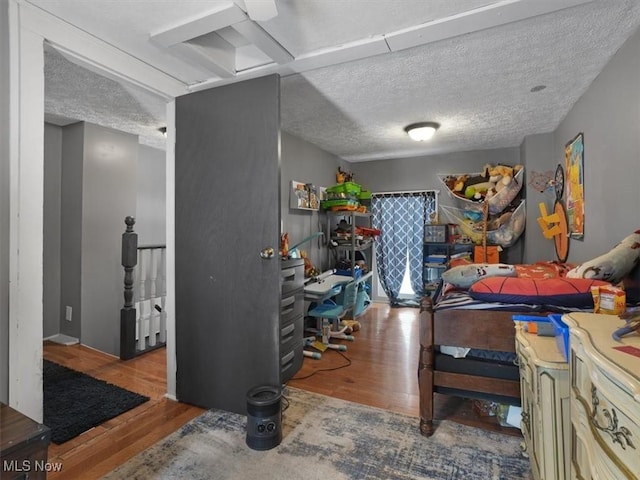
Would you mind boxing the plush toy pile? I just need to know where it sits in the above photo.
[444,164,524,204]
[440,164,525,217]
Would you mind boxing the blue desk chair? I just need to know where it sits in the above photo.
[306,281,357,348]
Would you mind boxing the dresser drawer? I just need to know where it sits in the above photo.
[517,350,533,393]
[281,259,305,295]
[280,315,303,353]
[280,314,303,383]
[281,290,303,324]
[572,354,640,478]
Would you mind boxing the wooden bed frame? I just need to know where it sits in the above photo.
[417,295,544,437]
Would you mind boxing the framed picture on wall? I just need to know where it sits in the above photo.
[564,133,584,240]
[290,181,321,210]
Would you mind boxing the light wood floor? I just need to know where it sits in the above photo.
[43,302,515,479]
[288,302,421,416]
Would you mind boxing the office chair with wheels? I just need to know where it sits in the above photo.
[306,280,357,348]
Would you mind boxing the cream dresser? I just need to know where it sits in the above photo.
[563,312,640,479]
[515,322,571,480]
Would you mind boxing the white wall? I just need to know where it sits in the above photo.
[0,0,10,405]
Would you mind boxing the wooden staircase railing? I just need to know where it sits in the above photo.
[120,216,167,360]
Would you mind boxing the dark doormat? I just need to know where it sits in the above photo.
[43,359,150,444]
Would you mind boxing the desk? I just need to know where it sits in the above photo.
[303,274,352,302]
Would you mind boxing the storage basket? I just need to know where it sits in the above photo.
[441,199,526,248]
[549,314,570,362]
[438,167,524,216]
[320,199,359,210]
[326,182,362,196]
[424,224,448,243]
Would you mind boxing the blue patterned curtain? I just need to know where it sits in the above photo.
[371,192,437,305]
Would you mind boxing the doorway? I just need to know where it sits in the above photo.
[9,5,180,419]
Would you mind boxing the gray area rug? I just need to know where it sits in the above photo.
[103,387,531,480]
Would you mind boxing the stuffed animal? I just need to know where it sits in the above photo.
[451,175,469,193]
[445,164,524,208]
[336,167,354,183]
[567,230,640,284]
[280,232,289,258]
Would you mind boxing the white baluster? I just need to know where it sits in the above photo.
[148,297,157,347]
[138,249,147,302]
[159,248,167,297]
[149,248,157,299]
[136,302,146,350]
[134,301,140,340]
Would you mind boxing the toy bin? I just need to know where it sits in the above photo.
[512,315,554,336]
[548,314,570,362]
[424,224,448,243]
[326,182,362,196]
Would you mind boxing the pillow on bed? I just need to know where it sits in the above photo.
[514,261,575,279]
[441,263,517,289]
[566,230,640,284]
[468,277,610,307]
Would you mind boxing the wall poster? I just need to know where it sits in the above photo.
[564,133,584,240]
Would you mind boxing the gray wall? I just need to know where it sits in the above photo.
[43,124,63,337]
[136,145,166,246]
[550,26,640,263]
[351,148,520,203]
[520,133,556,264]
[46,129,164,340]
[59,122,138,355]
[1,0,10,404]
[281,131,344,271]
[347,25,640,266]
[60,123,84,340]
[351,148,524,265]
[81,123,138,354]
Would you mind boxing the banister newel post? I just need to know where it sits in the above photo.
[120,216,138,360]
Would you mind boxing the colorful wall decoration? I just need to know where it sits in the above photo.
[565,133,585,239]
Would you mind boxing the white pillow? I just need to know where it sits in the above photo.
[567,230,640,284]
[442,263,517,289]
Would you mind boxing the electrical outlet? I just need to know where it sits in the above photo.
[65,306,72,322]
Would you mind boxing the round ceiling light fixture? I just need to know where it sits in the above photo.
[404,122,440,141]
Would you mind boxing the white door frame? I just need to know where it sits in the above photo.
[8,0,185,420]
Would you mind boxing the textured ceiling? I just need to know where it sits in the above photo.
[37,0,640,161]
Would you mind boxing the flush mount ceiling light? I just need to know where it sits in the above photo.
[404,122,440,141]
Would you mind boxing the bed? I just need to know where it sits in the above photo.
[417,291,544,437]
[417,231,640,437]
[416,263,604,437]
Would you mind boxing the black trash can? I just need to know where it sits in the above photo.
[246,385,282,450]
